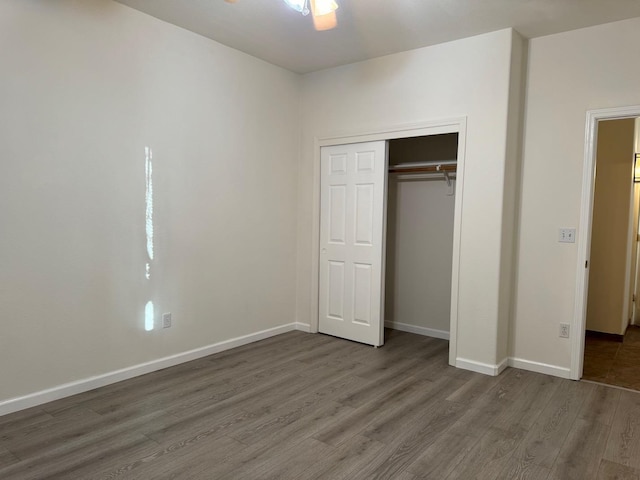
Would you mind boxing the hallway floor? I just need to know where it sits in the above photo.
[583,325,640,391]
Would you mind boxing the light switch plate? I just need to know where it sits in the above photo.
[559,228,576,243]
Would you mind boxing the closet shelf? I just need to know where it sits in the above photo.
[388,164,457,174]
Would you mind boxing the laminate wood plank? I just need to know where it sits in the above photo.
[348,354,425,383]
[231,395,355,448]
[511,380,593,469]
[445,425,528,480]
[298,435,386,480]
[312,376,424,447]
[411,349,476,382]
[392,472,419,480]
[219,437,332,480]
[491,371,561,433]
[547,419,610,480]
[496,457,551,480]
[206,405,351,480]
[348,400,469,480]
[0,446,19,469]
[446,368,533,438]
[597,459,640,480]
[417,338,450,361]
[246,437,334,480]
[1,406,102,459]
[143,372,315,445]
[151,400,355,476]
[445,368,505,404]
[0,407,54,436]
[5,408,169,462]
[603,390,640,469]
[107,434,245,480]
[339,366,429,409]
[229,374,368,445]
[145,365,347,447]
[144,408,254,449]
[579,385,622,426]
[362,375,467,445]
[160,362,310,420]
[406,432,477,479]
[0,433,158,480]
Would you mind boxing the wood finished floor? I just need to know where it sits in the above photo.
[2,330,640,480]
[583,326,640,391]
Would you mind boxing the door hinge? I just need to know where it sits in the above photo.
[585,260,589,268]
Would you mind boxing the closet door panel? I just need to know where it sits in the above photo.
[319,141,387,347]
[354,183,374,246]
[327,261,345,320]
[328,185,346,244]
[353,263,372,325]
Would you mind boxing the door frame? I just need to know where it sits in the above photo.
[624,171,639,329]
[309,117,467,366]
[572,105,640,380]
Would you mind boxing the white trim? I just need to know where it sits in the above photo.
[316,118,468,147]
[455,357,508,376]
[508,357,571,379]
[622,153,636,334]
[455,356,571,379]
[294,322,311,333]
[0,323,303,417]
[310,117,467,368]
[385,321,450,340]
[573,105,640,381]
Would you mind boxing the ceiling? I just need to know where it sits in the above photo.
[115,0,640,74]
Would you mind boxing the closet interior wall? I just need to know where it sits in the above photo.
[385,134,458,338]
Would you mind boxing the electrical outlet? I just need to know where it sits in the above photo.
[559,228,576,243]
[162,312,172,329]
[559,323,570,338]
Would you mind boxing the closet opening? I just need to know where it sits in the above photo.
[385,133,459,345]
[314,117,466,364]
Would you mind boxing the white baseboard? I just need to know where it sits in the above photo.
[455,357,508,376]
[456,356,570,378]
[508,357,571,379]
[294,322,311,333]
[385,321,450,340]
[0,322,304,417]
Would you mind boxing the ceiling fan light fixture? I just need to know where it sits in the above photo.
[310,0,338,16]
[283,0,310,15]
[310,0,338,31]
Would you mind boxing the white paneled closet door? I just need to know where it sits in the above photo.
[319,141,387,347]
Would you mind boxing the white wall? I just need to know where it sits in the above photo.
[0,0,300,404]
[512,17,640,369]
[298,29,525,370]
[385,178,455,335]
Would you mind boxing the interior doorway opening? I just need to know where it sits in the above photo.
[582,117,640,389]
[574,106,640,383]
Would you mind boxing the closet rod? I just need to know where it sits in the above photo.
[388,164,457,174]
